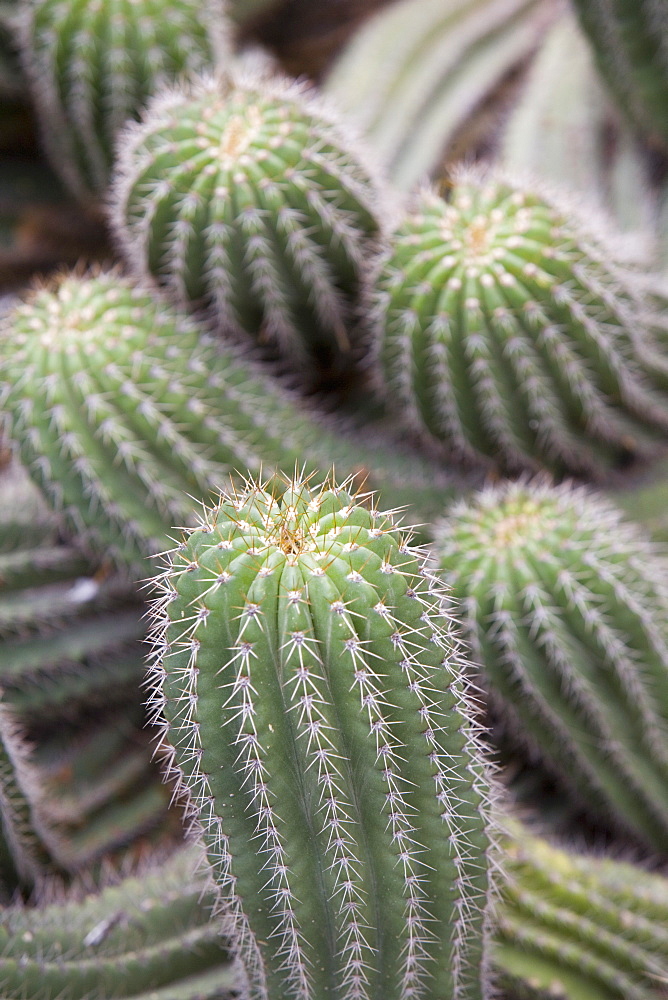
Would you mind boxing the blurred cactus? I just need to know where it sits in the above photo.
[148,472,496,1000]
[0,845,238,998]
[17,0,229,200]
[0,269,463,573]
[571,0,668,155]
[111,70,387,378]
[373,174,668,479]
[432,477,668,852]
[494,820,668,999]
[324,0,555,191]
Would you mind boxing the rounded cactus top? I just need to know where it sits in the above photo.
[374,173,668,479]
[111,70,388,377]
[19,0,229,199]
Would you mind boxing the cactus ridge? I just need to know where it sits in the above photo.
[18,0,229,198]
[494,822,668,999]
[571,0,668,153]
[147,472,495,1000]
[373,175,668,479]
[111,69,387,375]
[0,270,463,574]
[432,477,668,851]
[0,846,237,998]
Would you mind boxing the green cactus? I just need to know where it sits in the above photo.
[0,269,464,574]
[0,845,238,998]
[323,0,555,192]
[570,0,668,154]
[110,69,387,378]
[147,472,496,1000]
[17,0,229,200]
[431,477,668,852]
[494,820,668,999]
[372,174,668,479]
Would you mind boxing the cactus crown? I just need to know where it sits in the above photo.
[373,172,668,479]
[148,471,496,1000]
[111,69,388,376]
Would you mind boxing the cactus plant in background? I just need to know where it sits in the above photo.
[148,472,496,1000]
[111,69,388,379]
[323,0,555,192]
[570,0,668,155]
[494,820,668,999]
[0,269,465,573]
[373,173,668,479]
[0,845,238,998]
[432,477,668,852]
[17,0,230,200]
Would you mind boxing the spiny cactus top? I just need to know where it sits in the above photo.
[0,269,460,573]
[18,0,229,199]
[571,0,668,153]
[431,478,668,852]
[372,173,668,479]
[148,473,495,1000]
[111,70,388,378]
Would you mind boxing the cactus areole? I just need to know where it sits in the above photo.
[148,474,494,1000]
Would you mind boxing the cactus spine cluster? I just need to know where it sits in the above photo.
[0,270,462,573]
[18,0,229,199]
[148,472,496,1000]
[111,70,386,376]
[494,821,668,999]
[432,477,668,852]
[570,0,668,154]
[373,173,668,479]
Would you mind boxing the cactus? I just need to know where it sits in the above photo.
[494,820,668,999]
[110,69,387,378]
[147,472,496,1000]
[500,9,655,237]
[323,0,554,191]
[570,0,668,154]
[16,0,229,200]
[372,173,668,479]
[0,269,465,574]
[0,845,239,998]
[431,477,668,852]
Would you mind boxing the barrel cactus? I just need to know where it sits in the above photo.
[17,0,229,199]
[110,69,388,378]
[372,173,668,479]
[431,477,668,852]
[147,472,496,1000]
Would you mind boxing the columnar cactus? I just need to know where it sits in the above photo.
[372,173,668,479]
[570,0,668,154]
[148,473,496,1000]
[431,478,668,852]
[0,846,238,998]
[494,820,668,999]
[0,270,462,573]
[111,70,387,377]
[17,0,229,199]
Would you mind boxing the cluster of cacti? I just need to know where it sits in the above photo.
[1,0,668,999]
[372,173,668,479]
[148,473,496,1000]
